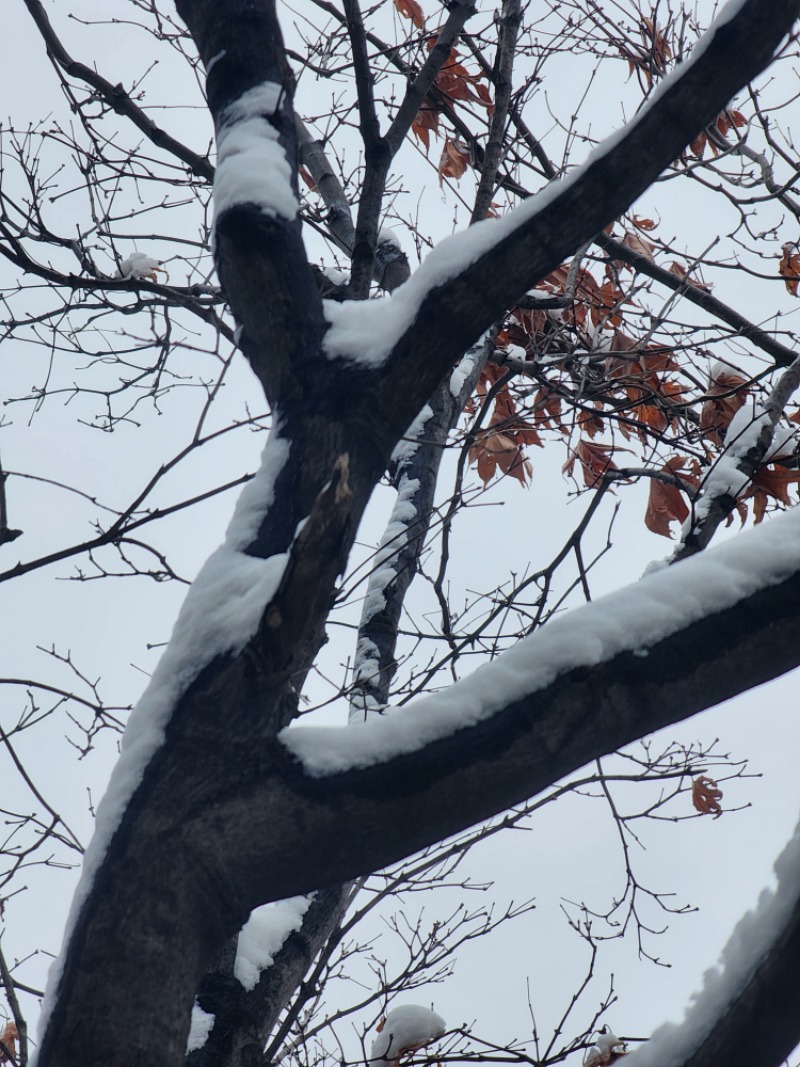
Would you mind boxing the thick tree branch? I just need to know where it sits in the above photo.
[34,5,800,1067]
[366,0,800,441]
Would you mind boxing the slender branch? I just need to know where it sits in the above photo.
[21,0,214,181]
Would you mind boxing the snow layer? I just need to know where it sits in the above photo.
[283,502,800,776]
[187,1005,215,1053]
[322,0,748,368]
[370,1005,446,1063]
[628,817,800,1067]
[118,252,163,280]
[689,399,773,527]
[36,425,291,1050]
[214,83,298,225]
[584,1032,626,1067]
[234,896,313,991]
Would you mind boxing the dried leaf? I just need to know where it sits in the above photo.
[745,464,800,523]
[298,165,318,192]
[564,439,620,487]
[411,103,440,150]
[700,369,749,446]
[779,243,800,296]
[692,775,723,817]
[437,138,470,184]
[469,429,534,486]
[644,459,691,538]
[394,0,425,27]
[621,230,655,263]
[632,215,657,231]
[0,1023,18,1065]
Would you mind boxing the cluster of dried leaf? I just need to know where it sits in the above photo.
[468,228,800,536]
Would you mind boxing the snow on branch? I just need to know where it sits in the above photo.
[234,896,313,991]
[283,502,800,776]
[628,816,800,1067]
[214,83,298,229]
[322,0,795,371]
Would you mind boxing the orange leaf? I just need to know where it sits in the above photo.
[469,429,533,486]
[437,138,470,185]
[779,243,800,296]
[298,165,318,193]
[644,459,691,538]
[394,0,425,27]
[688,131,707,158]
[565,439,620,487]
[411,103,440,150]
[700,368,749,446]
[745,465,800,523]
[621,229,655,263]
[0,1023,18,1065]
[692,775,723,817]
[632,215,657,231]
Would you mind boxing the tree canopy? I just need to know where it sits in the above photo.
[3,1,800,1066]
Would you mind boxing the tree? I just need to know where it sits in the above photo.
[2,1,800,1066]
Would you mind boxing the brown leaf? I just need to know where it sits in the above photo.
[565,439,620,487]
[692,775,723,817]
[700,368,749,446]
[0,1023,18,1065]
[644,459,691,538]
[437,138,470,185]
[411,103,440,150]
[621,230,655,263]
[469,429,534,486]
[298,165,318,193]
[667,260,712,292]
[642,16,671,72]
[779,243,800,296]
[394,0,425,27]
[632,215,657,231]
[745,464,800,523]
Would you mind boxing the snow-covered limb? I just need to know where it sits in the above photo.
[296,117,410,293]
[285,502,800,776]
[323,0,796,374]
[673,354,800,560]
[213,83,298,227]
[350,341,489,721]
[628,817,800,1067]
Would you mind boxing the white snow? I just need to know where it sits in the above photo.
[187,1004,215,1052]
[36,424,292,1048]
[321,0,749,369]
[391,404,433,466]
[584,1032,626,1067]
[627,817,800,1067]
[359,472,420,629]
[283,501,800,776]
[449,339,486,400]
[214,83,298,226]
[690,400,772,521]
[234,896,313,991]
[117,252,164,280]
[370,1005,446,1063]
